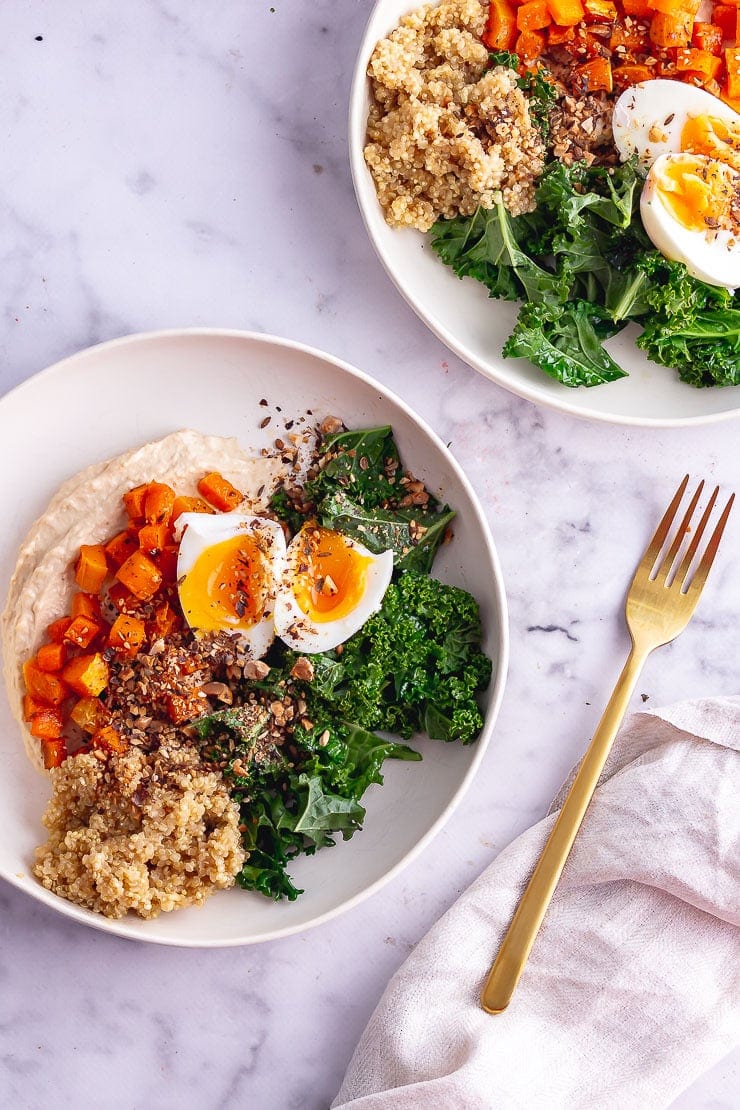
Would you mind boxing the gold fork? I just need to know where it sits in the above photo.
[481,476,734,1015]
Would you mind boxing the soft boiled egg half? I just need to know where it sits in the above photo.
[612,80,740,289]
[273,525,393,654]
[176,512,286,659]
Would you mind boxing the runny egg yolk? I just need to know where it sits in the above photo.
[291,528,372,624]
[179,533,268,631]
[681,114,740,174]
[652,154,738,235]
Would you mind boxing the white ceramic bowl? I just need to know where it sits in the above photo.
[0,329,508,946]
[349,0,740,427]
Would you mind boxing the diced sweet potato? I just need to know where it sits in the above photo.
[675,47,722,80]
[64,615,103,650]
[62,653,110,698]
[138,522,170,555]
[583,0,617,20]
[515,28,546,58]
[197,472,244,512]
[36,641,68,673]
[107,583,138,613]
[576,55,614,91]
[154,544,179,583]
[29,708,64,740]
[726,46,740,98]
[164,690,208,725]
[70,696,106,733]
[621,0,651,14]
[23,660,68,706]
[171,495,214,522]
[692,22,723,55]
[612,63,656,86]
[41,738,67,769]
[105,529,139,569]
[47,616,73,643]
[546,0,584,24]
[116,550,163,601]
[71,592,103,621]
[123,483,150,521]
[149,602,180,639]
[92,725,128,754]
[144,482,176,525]
[650,10,693,47]
[108,614,147,657]
[23,693,43,720]
[517,0,551,31]
[75,545,108,593]
[483,0,517,50]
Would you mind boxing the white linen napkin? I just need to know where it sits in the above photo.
[333,698,740,1109]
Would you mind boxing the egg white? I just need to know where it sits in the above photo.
[612,80,740,173]
[176,512,286,658]
[640,153,740,290]
[274,528,393,654]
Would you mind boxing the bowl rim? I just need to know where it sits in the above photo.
[348,0,740,430]
[0,326,510,946]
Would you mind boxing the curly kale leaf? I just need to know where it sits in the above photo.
[503,301,626,387]
[300,572,491,744]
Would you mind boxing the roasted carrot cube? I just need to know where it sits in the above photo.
[23,693,43,721]
[108,614,147,657]
[75,544,108,593]
[123,483,150,521]
[47,616,73,643]
[71,592,103,620]
[62,653,110,698]
[105,529,139,569]
[23,660,68,706]
[171,495,214,522]
[197,472,244,512]
[29,708,64,740]
[144,482,176,525]
[64,615,103,650]
[517,0,551,31]
[650,11,693,47]
[41,738,67,769]
[70,696,106,733]
[92,725,128,754]
[164,690,208,725]
[36,641,68,673]
[138,522,170,556]
[692,22,723,54]
[116,550,163,601]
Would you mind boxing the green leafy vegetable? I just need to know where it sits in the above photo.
[430,158,740,388]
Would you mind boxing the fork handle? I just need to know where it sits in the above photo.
[480,642,651,1014]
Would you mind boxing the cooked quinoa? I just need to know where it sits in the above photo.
[365,0,546,231]
[34,745,245,919]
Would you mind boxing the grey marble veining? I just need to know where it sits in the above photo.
[0,2,738,1108]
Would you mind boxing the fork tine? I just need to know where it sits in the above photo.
[657,479,704,583]
[672,485,719,587]
[684,492,735,595]
[638,474,689,574]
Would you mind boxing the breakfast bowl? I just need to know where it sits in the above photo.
[0,328,508,946]
[349,0,740,428]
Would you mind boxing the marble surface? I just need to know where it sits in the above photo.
[0,2,737,1107]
